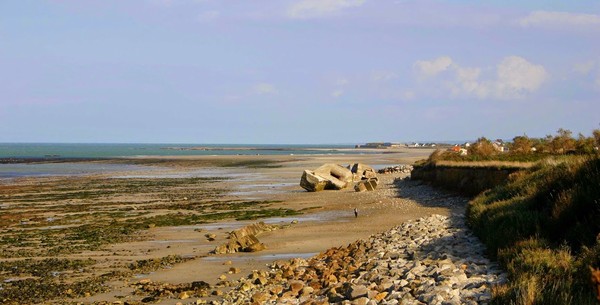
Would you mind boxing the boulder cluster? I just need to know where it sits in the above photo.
[300,163,379,193]
[214,222,279,254]
[216,214,506,305]
[378,165,414,175]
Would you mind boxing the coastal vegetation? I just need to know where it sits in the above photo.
[416,128,600,304]
[425,128,600,164]
[467,156,600,304]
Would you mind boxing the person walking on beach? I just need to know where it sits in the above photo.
[354,208,358,218]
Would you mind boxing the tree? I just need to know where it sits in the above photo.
[468,137,498,157]
[593,129,600,147]
[575,133,596,154]
[509,135,533,154]
[549,128,576,154]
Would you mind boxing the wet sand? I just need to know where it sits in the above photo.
[86,148,454,303]
[1,147,457,304]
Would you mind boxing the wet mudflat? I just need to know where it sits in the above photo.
[0,149,444,304]
[0,159,300,304]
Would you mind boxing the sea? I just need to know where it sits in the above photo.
[0,143,365,179]
[0,143,360,159]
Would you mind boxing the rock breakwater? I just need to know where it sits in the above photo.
[216,214,506,305]
[378,165,414,175]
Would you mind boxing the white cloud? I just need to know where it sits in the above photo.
[253,83,277,95]
[401,90,416,101]
[573,61,597,75]
[495,56,547,97]
[149,0,175,7]
[371,71,397,82]
[414,56,453,79]
[287,0,366,19]
[197,10,220,23]
[413,56,548,100]
[331,89,344,98]
[336,78,349,86]
[453,66,487,98]
[149,0,211,6]
[330,78,349,98]
[571,60,600,90]
[518,11,600,28]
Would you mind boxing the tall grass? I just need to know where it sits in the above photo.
[419,149,549,168]
[433,160,534,169]
[467,156,600,304]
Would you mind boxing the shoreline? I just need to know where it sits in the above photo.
[0,149,468,305]
[0,146,432,165]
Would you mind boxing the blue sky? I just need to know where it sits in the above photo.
[1,0,599,144]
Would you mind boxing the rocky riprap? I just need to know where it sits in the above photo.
[378,165,414,175]
[215,214,506,305]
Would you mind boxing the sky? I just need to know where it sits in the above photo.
[1,0,599,144]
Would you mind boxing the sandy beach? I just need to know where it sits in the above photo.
[0,147,465,304]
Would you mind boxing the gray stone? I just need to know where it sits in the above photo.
[215,213,508,305]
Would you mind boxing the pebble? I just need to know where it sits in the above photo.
[213,213,506,305]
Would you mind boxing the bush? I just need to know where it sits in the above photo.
[468,137,498,158]
[467,156,600,304]
[420,128,599,165]
[510,135,533,154]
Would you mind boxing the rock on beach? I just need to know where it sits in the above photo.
[214,214,507,305]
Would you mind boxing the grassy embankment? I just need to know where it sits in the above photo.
[412,153,534,196]
[465,156,600,304]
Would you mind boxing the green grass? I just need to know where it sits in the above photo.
[467,156,600,304]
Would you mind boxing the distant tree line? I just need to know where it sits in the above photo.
[508,128,600,155]
[429,128,600,162]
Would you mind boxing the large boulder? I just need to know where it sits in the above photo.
[300,170,329,192]
[349,163,377,181]
[213,222,277,254]
[300,164,353,192]
[348,163,379,192]
[354,177,379,192]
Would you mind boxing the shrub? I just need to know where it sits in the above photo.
[510,135,534,154]
[576,133,598,154]
[468,137,498,158]
[593,129,600,147]
[467,156,600,304]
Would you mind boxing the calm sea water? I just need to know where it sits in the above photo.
[0,143,363,179]
[0,143,359,159]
